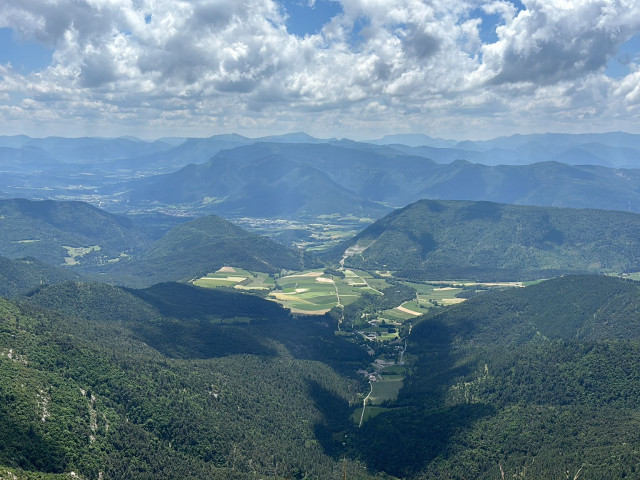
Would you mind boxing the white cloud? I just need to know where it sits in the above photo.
[473,0,640,86]
[0,0,639,138]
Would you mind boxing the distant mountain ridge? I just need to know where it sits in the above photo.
[119,141,640,218]
[5,132,640,218]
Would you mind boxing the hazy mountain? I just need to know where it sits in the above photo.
[368,133,458,148]
[0,136,173,165]
[124,144,393,218]
[454,131,640,152]
[4,133,640,217]
[0,146,56,172]
[331,199,640,280]
[259,131,336,143]
[0,133,335,178]
[120,141,640,218]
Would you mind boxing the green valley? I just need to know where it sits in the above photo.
[4,198,640,479]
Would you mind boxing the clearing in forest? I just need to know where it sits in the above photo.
[63,245,101,265]
[192,268,274,290]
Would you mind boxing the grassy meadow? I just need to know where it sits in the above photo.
[192,267,275,290]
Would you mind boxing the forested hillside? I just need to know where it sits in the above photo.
[0,199,152,267]
[0,257,80,298]
[0,199,319,287]
[354,275,640,479]
[333,199,640,280]
[106,215,319,286]
[0,281,377,479]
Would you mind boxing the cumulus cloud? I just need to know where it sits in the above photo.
[0,0,639,138]
[474,0,640,86]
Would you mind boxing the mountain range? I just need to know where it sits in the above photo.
[6,197,640,284]
[116,140,640,219]
[4,132,640,220]
[0,198,314,286]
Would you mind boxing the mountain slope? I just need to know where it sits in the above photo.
[120,141,640,219]
[332,199,640,280]
[355,275,640,479]
[109,214,318,285]
[0,257,81,298]
[125,144,392,218]
[0,199,152,267]
[0,282,372,479]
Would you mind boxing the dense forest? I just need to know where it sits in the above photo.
[109,215,317,286]
[5,275,640,478]
[0,282,381,479]
[0,199,151,267]
[332,199,640,280]
[354,275,640,478]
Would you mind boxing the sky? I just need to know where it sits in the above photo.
[1,0,640,140]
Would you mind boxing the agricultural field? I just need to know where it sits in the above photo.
[618,271,640,281]
[369,374,404,404]
[192,267,275,290]
[269,269,382,314]
[270,271,338,314]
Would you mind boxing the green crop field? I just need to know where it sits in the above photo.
[344,269,392,292]
[269,270,339,313]
[379,307,420,322]
[382,365,406,375]
[268,269,385,314]
[369,375,404,404]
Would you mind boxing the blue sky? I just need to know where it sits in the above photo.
[0,28,53,74]
[1,0,640,140]
[284,0,343,37]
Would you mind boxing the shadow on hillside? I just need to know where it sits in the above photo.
[353,318,495,477]
[306,380,354,458]
[126,283,370,367]
[0,413,68,474]
[131,319,278,359]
